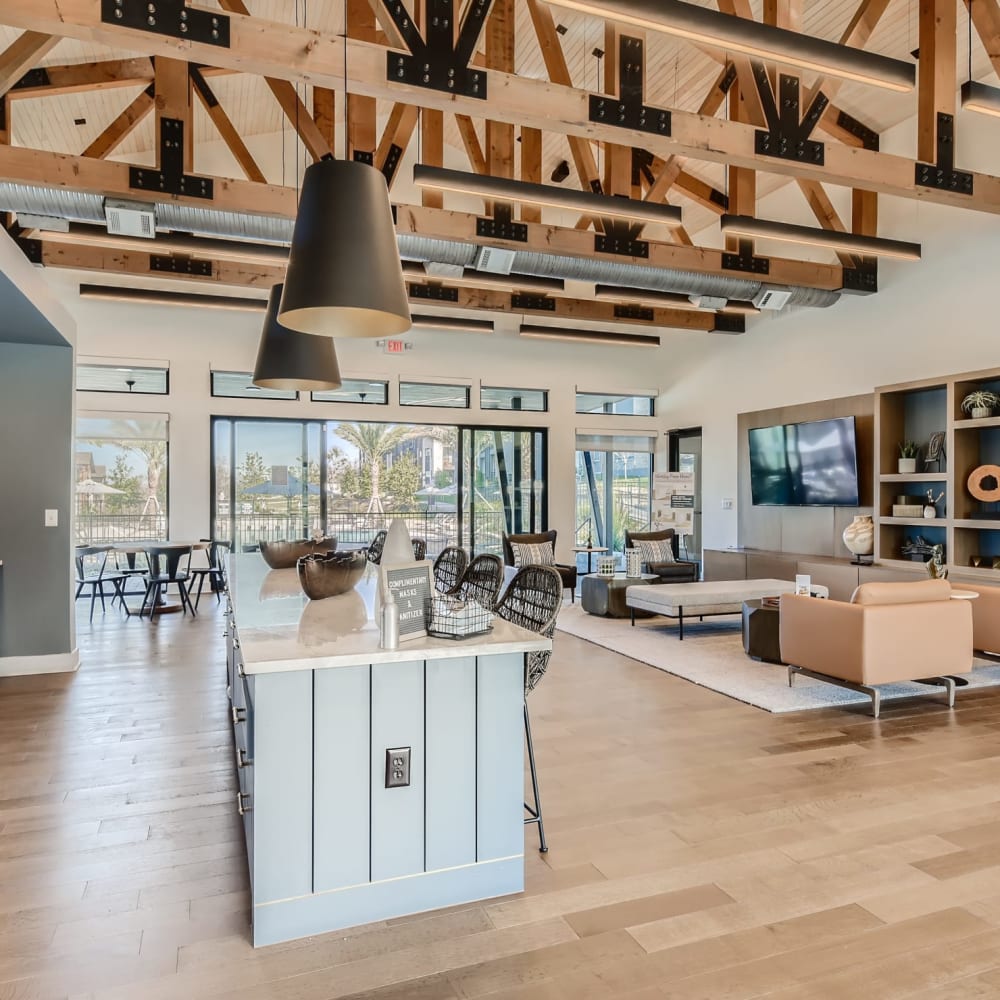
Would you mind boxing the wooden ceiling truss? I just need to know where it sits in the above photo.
[0,0,996,338]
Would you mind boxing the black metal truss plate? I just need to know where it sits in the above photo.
[352,150,374,166]
[721,251,770,275]
[130,165,214,200]
[836,110,879,151]
[382,143,403,184]
[102,0,230,46]
[12,67,49,91]
[841,262,878,294]
[915,162,973,195]
[16,237,41,265]
[151,255,212,276]
[589,95,670,136]
[476,217,528,242]
[410,284,458,302]
[511,294,555,311]
[595,233,649,258]
[387,51,486,99]
[613,304,654,322]
[712,313,746,334]
[755,129,824,165]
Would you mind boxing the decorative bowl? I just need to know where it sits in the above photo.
[297,550,367,600]
[259,537,337,569]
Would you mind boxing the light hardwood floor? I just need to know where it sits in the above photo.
[3,599,1000,999]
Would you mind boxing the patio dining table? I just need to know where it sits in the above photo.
[109,541,209,615]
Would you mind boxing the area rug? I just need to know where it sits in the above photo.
[555,604,1000,713]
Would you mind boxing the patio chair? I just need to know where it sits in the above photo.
[188,540,231,609]
[140,545,196,622]
[364,530,387,565]
[433,546,468,594]
[452,554,504,610]
[494,564,563,853]
[74,545,125,622]
[412,537,427,561]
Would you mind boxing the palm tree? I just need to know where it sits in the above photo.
[335,423,414,515]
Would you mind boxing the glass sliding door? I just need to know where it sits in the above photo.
[575,432,655,570]
[212,418,546,557]
[460,427,547,555]
[668,427,703,562]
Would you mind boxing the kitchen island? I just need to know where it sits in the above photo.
[225,553,550,947]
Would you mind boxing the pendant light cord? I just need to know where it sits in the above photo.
[969,1,973,84]
[343,0,349,161]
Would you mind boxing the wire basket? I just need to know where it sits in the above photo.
[428,595,494,640]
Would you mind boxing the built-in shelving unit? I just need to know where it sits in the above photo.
[874,366,1000,579]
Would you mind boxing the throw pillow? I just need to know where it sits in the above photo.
[637,538,675,565]
[511,540,556,568]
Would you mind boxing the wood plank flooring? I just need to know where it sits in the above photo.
[3,599,1000,998]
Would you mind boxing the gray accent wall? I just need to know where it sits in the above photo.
[0,342,74,658]
[738,393,874,557]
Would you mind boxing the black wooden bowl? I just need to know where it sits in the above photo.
[259,537,337,569]
[297,550,367,600]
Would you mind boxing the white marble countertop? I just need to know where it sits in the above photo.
[229,553,550,674]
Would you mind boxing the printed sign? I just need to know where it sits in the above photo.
[380,563,433,641]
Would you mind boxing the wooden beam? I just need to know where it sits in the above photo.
[727,75,756,252]
[520,127,542,223]
[190,68,266,183]
[0,31,58,95]
[455,115,487,175]
[154,57,193,172]
[216,0,334,161]
[82,87,154,159]
[4,2,1000,215]
[313,87,335,149]
[673,170,726,214]
[375,103,418,188]
[852,188,878,237]
[714,0,767,127]
[345,0,377,160]
[918,0,956,164]
[9,56,154,98]
[420,109,444,209]
[796,178,857,267]
[485,0,516,219]
[967,0,1000,82]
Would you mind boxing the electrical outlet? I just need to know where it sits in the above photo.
[385,747,411,788]
[721,498,734,510]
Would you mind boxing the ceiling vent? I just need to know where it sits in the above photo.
[474,245,516,274]
[17,212,69,232]
[104,198,156,238]
[752,287,793,311]
[688,293,728,310]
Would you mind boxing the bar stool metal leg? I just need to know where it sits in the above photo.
[523,701,548,853]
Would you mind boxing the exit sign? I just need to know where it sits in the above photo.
[382,339,409,354]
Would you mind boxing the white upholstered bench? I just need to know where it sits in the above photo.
[626,578,829,639]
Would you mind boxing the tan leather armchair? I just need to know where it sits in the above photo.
[951,583,1000,656]
[779,580,973,717]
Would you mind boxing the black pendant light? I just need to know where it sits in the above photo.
[253,284,343,390]
[277,159,411,338]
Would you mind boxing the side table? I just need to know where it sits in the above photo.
[582,572,660,618]
[742,599,782,664]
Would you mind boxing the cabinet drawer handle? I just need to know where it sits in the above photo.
[231,706,246,725]
[236,747,252,769]
[237,792,252,816]
[222,629,229,638]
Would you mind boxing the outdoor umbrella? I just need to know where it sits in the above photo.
[76,479,125,495]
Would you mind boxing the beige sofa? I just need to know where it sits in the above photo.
[779,579,973,718]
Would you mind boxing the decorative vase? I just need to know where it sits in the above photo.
[842,514,874,563]
[597,555,617,577]
[898,458,917,475]
[625,547,642,578]
[923,505,937,519]
[381,518,414,566]
[972,406,992,419]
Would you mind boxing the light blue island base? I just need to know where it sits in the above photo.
[225,556,549,947]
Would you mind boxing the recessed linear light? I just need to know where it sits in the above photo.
[720,214,922,261]
[413,165,683,228]
[401,262,564,294]
[410,314,495,333]
[520,324,660,348]
[79,285,268,311]
[962,80,1000,119]
[544,0,915,93]
[593,284,759,314]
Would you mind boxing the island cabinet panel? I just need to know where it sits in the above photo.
[425,656,478,871]
[477,652,526,862]
[370,659,426,881]
[252,670,313,903]
[313,664,371,892]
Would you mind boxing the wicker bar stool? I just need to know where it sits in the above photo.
[494,564,563,853]
[453,553,503,610]
[412,538,427,561]
[433,546,469,594]
[364,530,387,564]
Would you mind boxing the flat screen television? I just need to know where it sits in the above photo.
[749,416,860,506]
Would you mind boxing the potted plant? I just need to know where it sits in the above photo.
[898,441,919,475]
[961,390,999,420]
